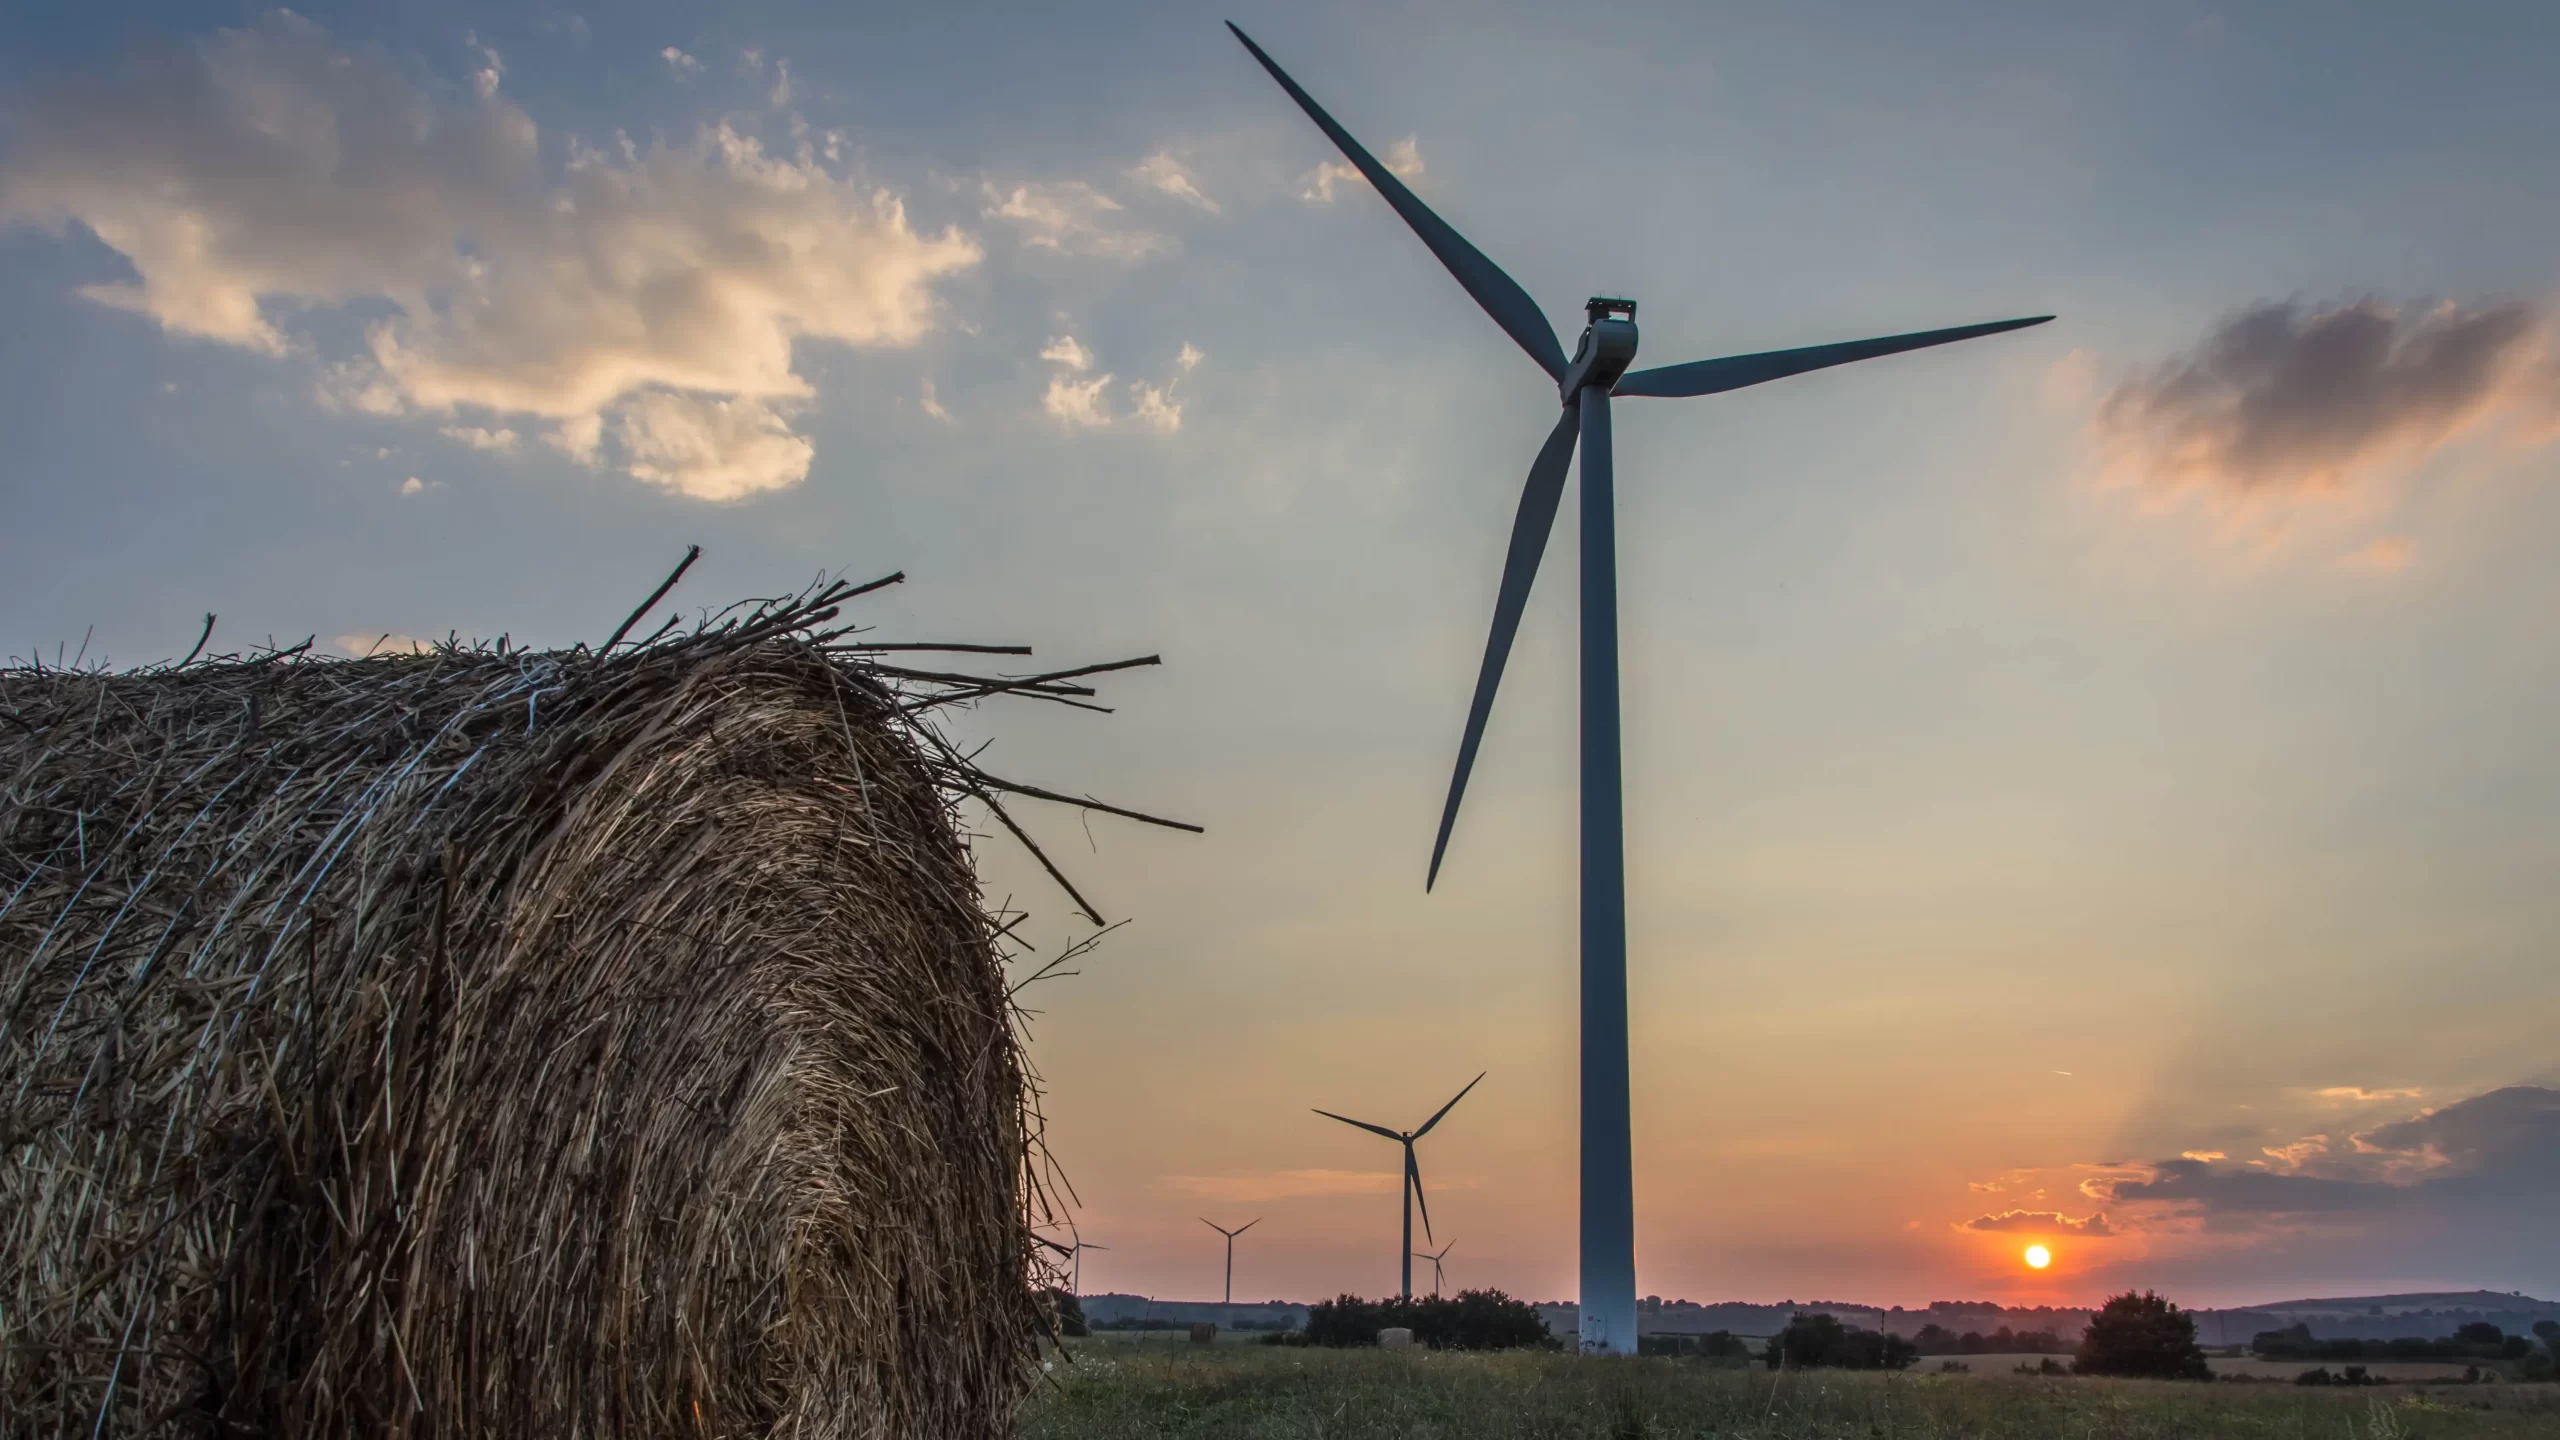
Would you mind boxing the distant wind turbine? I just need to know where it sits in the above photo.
[1314,1072,1484,1300]
[1067,1239,1108,1297]
[1230,23,2051,1354]
[1200,1217,1260,1305]
[1413,1239,1455,1298]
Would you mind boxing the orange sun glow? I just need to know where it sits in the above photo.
[2023,1244,2052,1270]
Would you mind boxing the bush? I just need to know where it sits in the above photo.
[2298,1365,2382,1386]
[2074,1291,2211,1380]
[1302,1290,1556,1350]
[1911,1323,2071,1355]
[1039,1288,1088,1338]
[1762,1313,1917,1371]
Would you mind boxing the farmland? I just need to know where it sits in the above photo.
[1022,1342,2560,1439]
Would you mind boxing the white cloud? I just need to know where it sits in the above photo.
[0,14,979,500]
[1302,136,1422,203]
[1176,342,1203,371]
[661,46,702,75]
[335,632,432,656]
[440,424,518,452]
[982,181,1171,259]
[549,412,603,464]
[614,391,813,500]
[400,477,425,495]
[768,58,793,109]
[1042,372,1114,428]
[1130,151,1219,213]
[466,31,503,100]
[919,378,949,420]
[1037,335,1196,432]
[1128,380,1181,433]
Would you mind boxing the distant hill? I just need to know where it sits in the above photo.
[2185,1292,2560,1346]
[1079,1290,2558,1345]
[1076,1294,1308,1331]
[2247,1291,2552,1317]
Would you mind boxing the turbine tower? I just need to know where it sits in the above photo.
[1314,1072,1483,1300]
[1231,23,2052,1355]
[1413,1240,1455,1298]
[1200,1217,1260,1306]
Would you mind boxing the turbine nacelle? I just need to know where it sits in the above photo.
[1560,297,1639,403]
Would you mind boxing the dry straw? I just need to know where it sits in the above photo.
[1,558,1189,1437]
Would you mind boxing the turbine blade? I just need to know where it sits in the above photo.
[1612,315,2054,398]
[1408,1147,1434,1243]
[1413,1071,1486,1139]
[1227,23,1565,380]
[1313,1107,1406,1142]
[1240,1218,1262,1234]
[1426,409,1579,890]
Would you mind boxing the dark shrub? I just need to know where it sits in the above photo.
[2074,1291,2211,1380]
[1303,1290,1555,1350]
[1038,1287,1087,1338]
[1762,1313,1917,1371]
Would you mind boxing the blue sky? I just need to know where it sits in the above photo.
[5,0,2560,1307]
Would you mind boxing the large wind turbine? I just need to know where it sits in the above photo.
[1231,23,2052,1355]
[1200,1217,1260,1305]
[1314,1072,1483,1300]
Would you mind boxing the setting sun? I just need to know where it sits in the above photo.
[2023,1244,2052,1270]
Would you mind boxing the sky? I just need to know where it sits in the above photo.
[5,0,2560,1311]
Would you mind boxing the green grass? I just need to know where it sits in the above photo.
[1021,1342,2560,1439]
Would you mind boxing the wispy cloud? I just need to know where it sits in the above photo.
[661,46,701,75]
[1131,151,1219,213]
[1961,1209,2115,1236]
[1036,336,1198,432]
[982,180,1172,259]
[440,424,518,452]
[2305,1085,2427,1103]
[1302,137,1422,204]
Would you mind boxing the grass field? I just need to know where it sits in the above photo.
[1021,1342,2560,1438]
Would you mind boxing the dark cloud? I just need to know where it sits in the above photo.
[1963,1209,2114,1236]
[2097,297,2552,492]
[2356,1085,2560,1174]
[2095,1159,2386,1215]
[2093,1086,2560,1221]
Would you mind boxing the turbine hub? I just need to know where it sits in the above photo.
[1561,297,1639,402]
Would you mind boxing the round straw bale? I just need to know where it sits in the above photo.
[3,612,1057,1436]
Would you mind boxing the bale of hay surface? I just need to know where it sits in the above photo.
[1,580,1130,1437]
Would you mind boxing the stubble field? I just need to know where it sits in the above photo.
[1020,1342,2560,1439]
